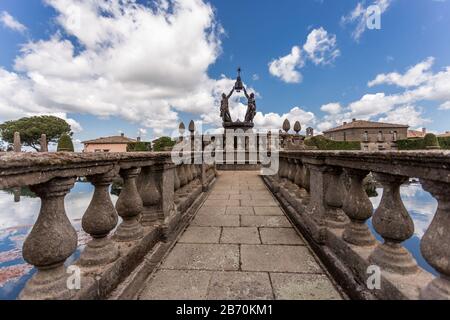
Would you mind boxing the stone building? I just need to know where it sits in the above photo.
[82,133,136,152]
[323,119,409,151]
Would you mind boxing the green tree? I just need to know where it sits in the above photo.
[127,141,152,152]
[152,136,176,151]
[57,133,74,152]
[0,116,72,151]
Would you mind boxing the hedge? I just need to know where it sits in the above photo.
[305,136,360,150]
[397,136,450,150]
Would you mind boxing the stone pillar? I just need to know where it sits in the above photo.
[40,134,48,152]
[294,160,304,188]
[79,171,119,267]
[174,165,181,191]
[179,165,187,187]
[324,167,349,229]
[161,165,176,240]
[369,173,417,274]
[114,168,144,241]
[420,180,450,299]
[13,132,21,152]
[138,166,162,225]
[342,168,375,246]
[20,177,77,300]
[304,164,327,226]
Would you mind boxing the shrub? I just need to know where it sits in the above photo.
[397,135,449,150]
[127,141,151,152]
[57,133,74,152]
[423,133,440,149]
[305,135,360,150]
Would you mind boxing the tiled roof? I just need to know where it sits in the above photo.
[323,120,409,133]
[82,136,136,144]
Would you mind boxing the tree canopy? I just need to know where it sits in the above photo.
[152,136,176,151]
[57,133,74,152]
[0,116,72,151]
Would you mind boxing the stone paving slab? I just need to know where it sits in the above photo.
[161,243,239,271]
[140,270,211,300]
[253,206,284,216]
[220,227,260,244]
[241,245,323,273]
[270,273,341,300]
[241,215,292,227]
[191,214,240,227]
[139,171,342,300]
[179,226,221,244]
[225,206,254,215]
[240,200,278,207]
[259,228,305,245]
[207,272,273,300]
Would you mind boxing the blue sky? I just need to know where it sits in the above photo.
[0,0,449,150]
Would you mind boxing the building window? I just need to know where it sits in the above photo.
[103,149,110,152]
[363,131,369,142]
[393,131,398,142]
[94,149,101,152]
[378,131,384,142]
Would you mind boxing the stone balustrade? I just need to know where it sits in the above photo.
[0,151,216,300]
[263,150,450,300]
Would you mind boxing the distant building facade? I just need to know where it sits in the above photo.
[407,128,427,139]
[323,119,409,151]
[82,133,136,152]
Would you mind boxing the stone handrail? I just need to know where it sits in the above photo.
[263,150,450,300]
[0,151,216,300]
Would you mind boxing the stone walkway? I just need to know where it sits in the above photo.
[138,171,342,300]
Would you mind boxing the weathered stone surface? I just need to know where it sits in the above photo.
[241,245,322,273]
[140,270,212,300]
[161,244,239,271]
[191,214,239,227]
[259,228,304,245]
[230,194,252,200]
[220,227,260,244]
[179,226,221,244]
[203,199,240,207]
[208,194,230,200]
[241,215,291,228]
[240,200,278,207]
[225,206,254,215]
[197,206,226,215]
[271,273,341,300]
[207,272,273,300]
[253,206,284,216]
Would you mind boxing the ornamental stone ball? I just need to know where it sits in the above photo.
[283,119,291,133]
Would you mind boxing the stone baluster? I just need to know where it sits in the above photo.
[324,167,348,228]
[342,169,375,246]
[20,177,77,300]
[138,166,162,225]
[287,159,296,183]
[303,166,310,192]
[185,163,193,184]
[419,180,450,299]
[160,164,177,240]
[368,173,417,274]
[79,170,119,267]
[114,168,144,241]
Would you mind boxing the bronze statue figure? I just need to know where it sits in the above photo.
[243,87,256,123]
[220,88,234,123]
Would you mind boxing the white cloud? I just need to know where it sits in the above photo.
[0,11,27,33]
[368,57,435,88]
[252,74,259,81]
[268,46,303,83]
[0,0,223,136]
[378,105,430,127]
[268,27,339,83]
[254,107,315,132]
[439,101,450,110]
[341,0,392,41]
[320,103,342,114]
[303,27,340,65]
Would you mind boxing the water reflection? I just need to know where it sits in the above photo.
[0,182,118,300]
[368,183,438,275]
